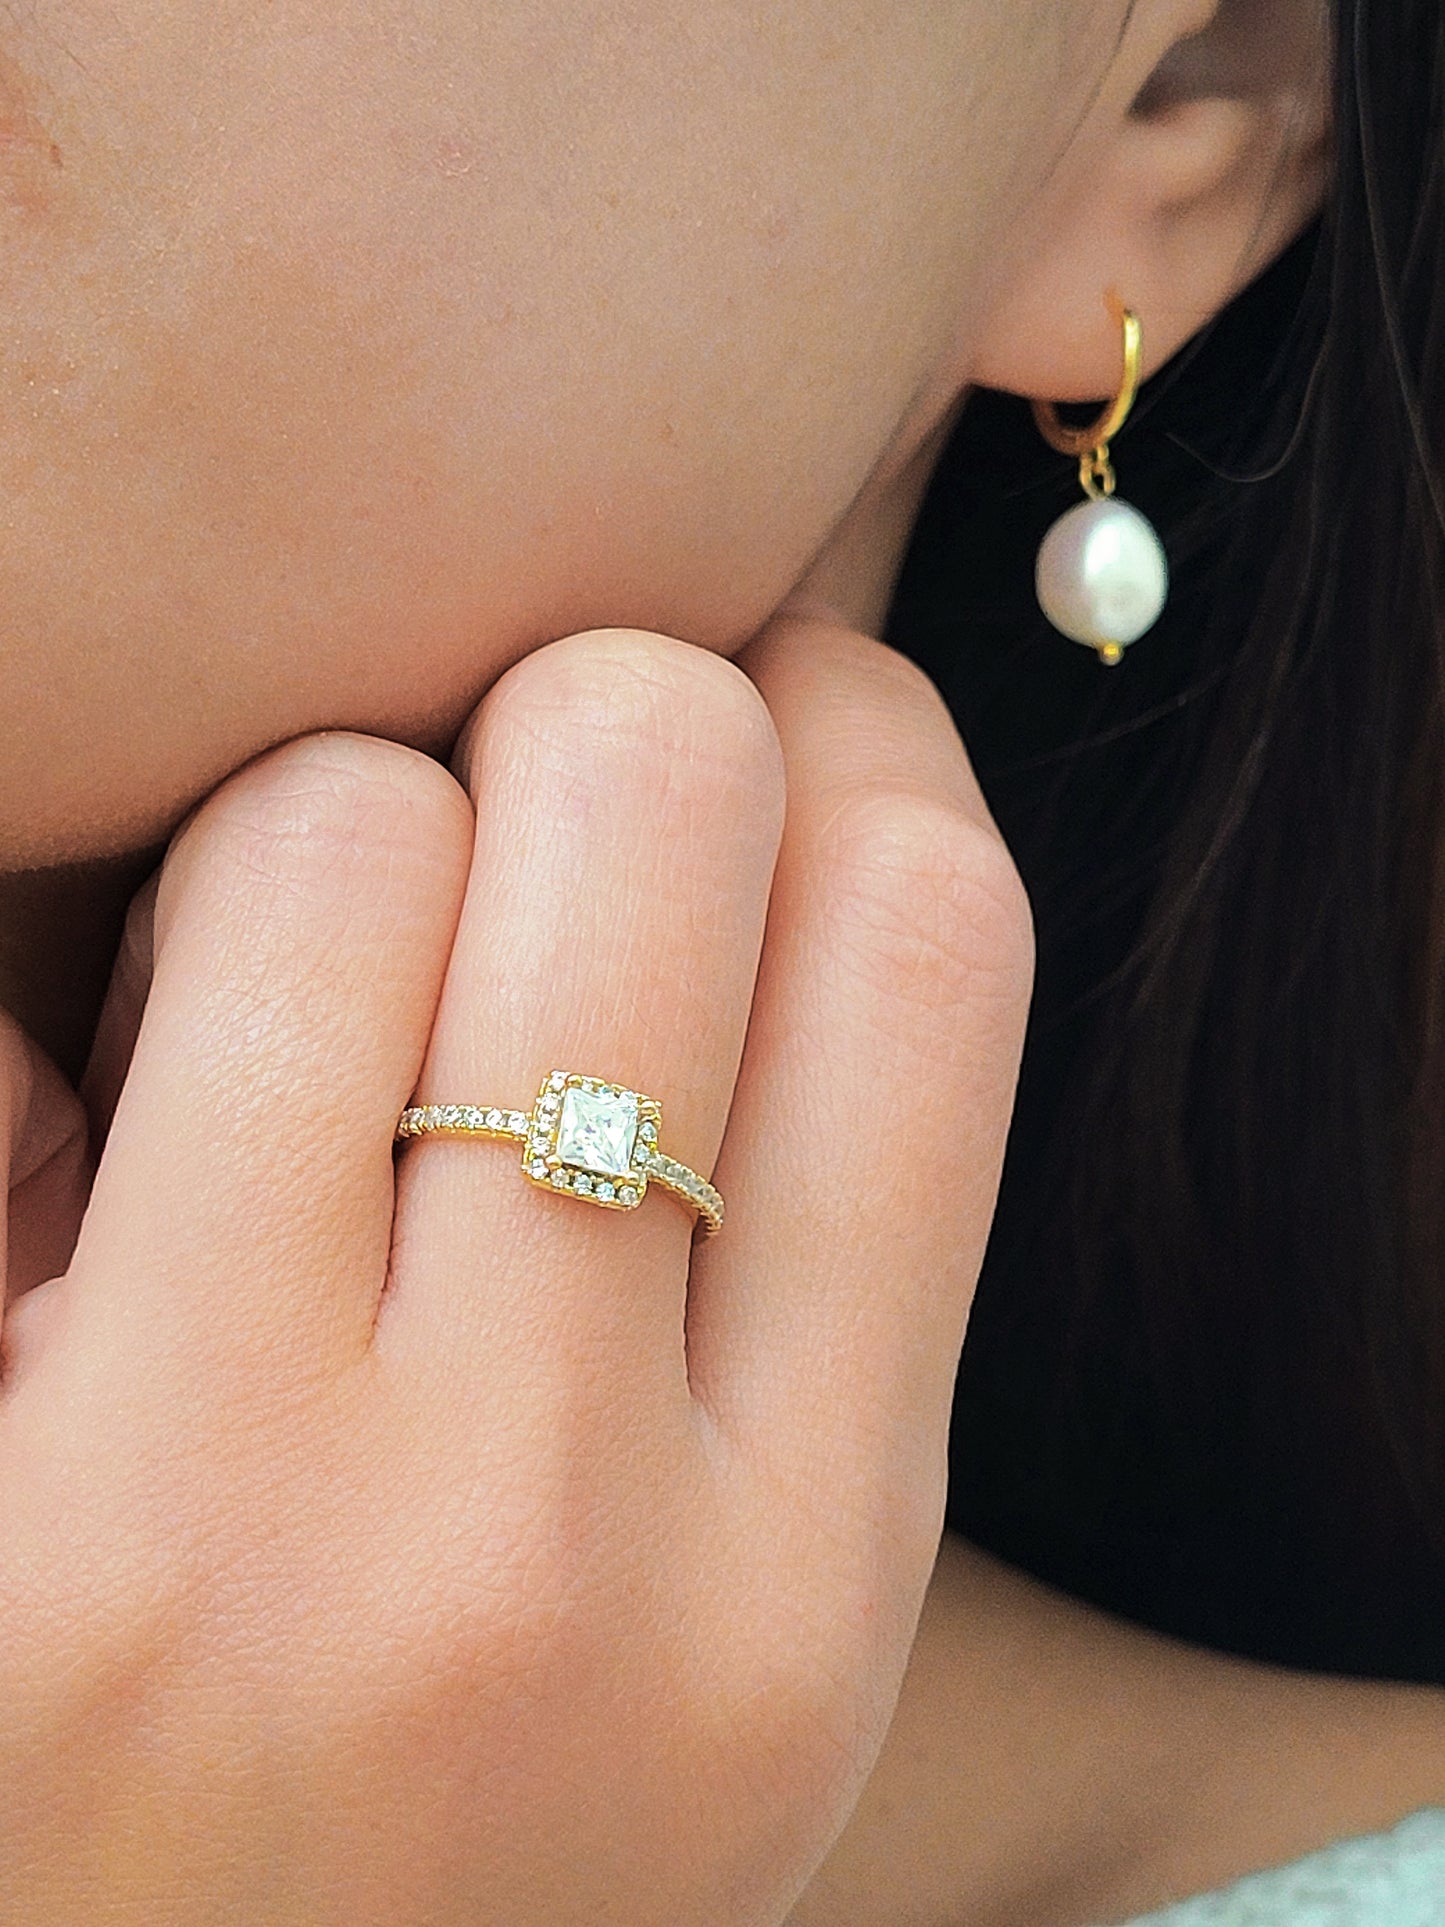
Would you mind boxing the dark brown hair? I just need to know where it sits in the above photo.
[888,0,1445,1679]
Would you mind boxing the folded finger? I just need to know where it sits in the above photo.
[0,1014,90,1317]
[70,734,473,1374]
[81,869,159,1149]
[693,619,1033,1542]
[380,630,784,1428]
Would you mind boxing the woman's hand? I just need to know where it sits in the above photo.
[0,620,1032,1925]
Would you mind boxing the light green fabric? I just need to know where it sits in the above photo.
[1109,1810,1445,1926]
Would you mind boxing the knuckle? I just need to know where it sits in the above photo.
[843,630,960,730]
[823,787,1035,1022]
[479,628,782,808]
[162,732,468,921]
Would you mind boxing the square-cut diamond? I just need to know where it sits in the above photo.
[555,1086,639,1179]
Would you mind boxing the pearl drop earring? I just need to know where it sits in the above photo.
[1032,295,1168,666]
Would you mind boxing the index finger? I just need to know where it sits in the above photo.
[68,734,474,1371]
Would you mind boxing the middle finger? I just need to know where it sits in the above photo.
[379,630,784,1420]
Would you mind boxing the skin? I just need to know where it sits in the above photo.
[0,0,1108,871]
[0,0,1334,884]
[4,0,1440,1920]
[0,623,1035,1923]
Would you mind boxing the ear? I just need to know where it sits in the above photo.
[970,0,1332,400]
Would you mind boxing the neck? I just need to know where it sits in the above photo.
[0,851,156,1081]
[779,401,964,638]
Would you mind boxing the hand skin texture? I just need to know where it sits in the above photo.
[0,617,1034,1925]
[7,616,1444,1927]
[0,0,1391,1916]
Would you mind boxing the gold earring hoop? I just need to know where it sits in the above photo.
[1031,295,1142,499]
[1032,292,1168,666]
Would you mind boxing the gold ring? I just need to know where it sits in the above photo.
[395,1069,724,1237]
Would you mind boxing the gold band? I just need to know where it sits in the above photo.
[395,1070,724,1237]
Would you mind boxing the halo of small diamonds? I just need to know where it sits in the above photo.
[394,1073,722,1234]
[520,1071,656,1211]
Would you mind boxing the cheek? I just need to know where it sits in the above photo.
[0,1,1071,867]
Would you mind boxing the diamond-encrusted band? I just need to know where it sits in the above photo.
[395,1070,724,1237]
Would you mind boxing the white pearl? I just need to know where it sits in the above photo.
[1035,497,1169,658]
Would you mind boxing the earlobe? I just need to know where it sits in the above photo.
[967,0,1331,405]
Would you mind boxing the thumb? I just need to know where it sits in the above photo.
[79,869,159,1149]
[0,1011,91,1311]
